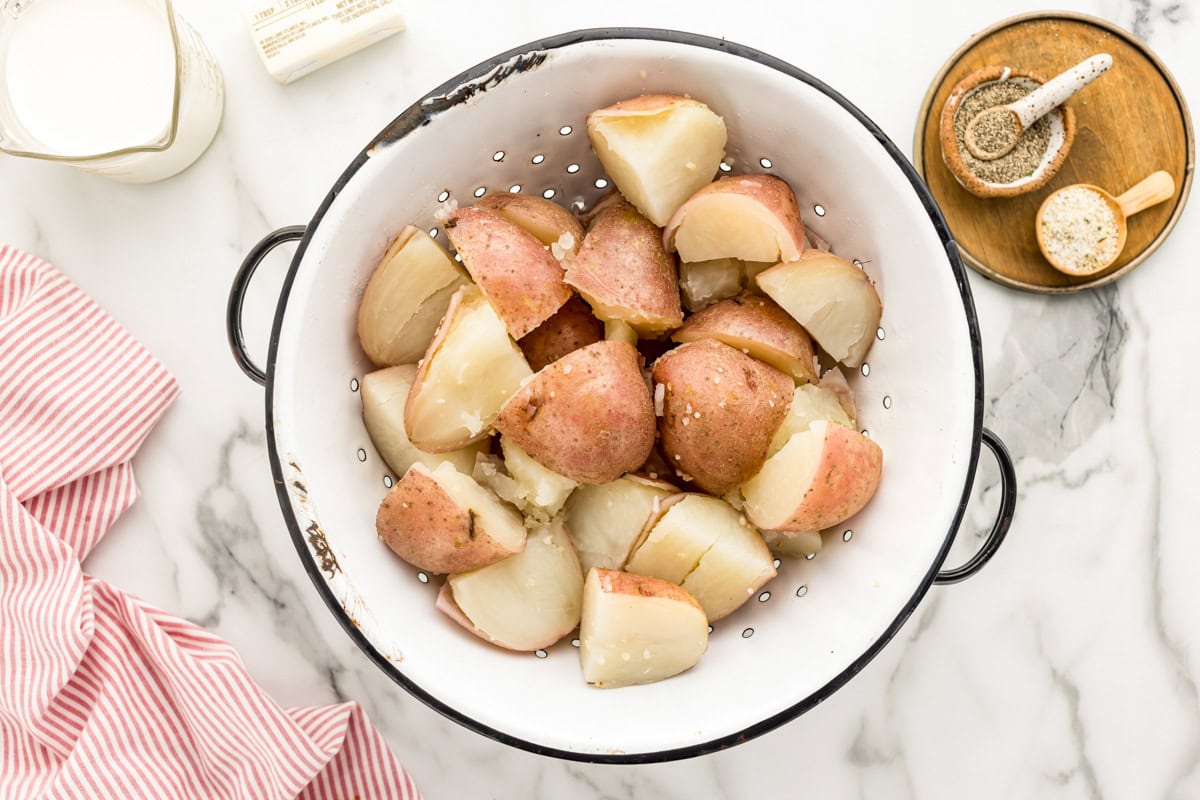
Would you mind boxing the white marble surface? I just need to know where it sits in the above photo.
[2,0,1198,797]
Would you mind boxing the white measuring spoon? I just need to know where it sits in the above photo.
[964,53,1113,161]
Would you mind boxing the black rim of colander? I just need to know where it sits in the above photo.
[263,28,985,764]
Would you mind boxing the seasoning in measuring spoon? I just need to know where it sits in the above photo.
[969,107,1020,157]
[954,81,1052,184]
[1039,186,1120,273]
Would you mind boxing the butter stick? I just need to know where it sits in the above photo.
[243,0,405,84]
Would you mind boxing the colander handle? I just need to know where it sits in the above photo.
[226,225,307,385]
[934,428,1016,584]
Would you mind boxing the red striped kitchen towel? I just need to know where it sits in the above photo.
[0,244,420,799]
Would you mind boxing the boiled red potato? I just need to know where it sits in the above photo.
[404,285,532,452]
[564,475,678,575]
[495,341,656,484]
[475,191,586,257]
[757,250,882,368]
[586,94,727,227]
[357,226,469,366]
[518,296,603,372]
[443,207,571,339]
[678,258,742,312]
[566,201,683,336]
[579,568,709,688]
[438,516,583,651]
[762,529,823,558]
[360,365,488,475]
[663,175,805,265]
[652,339,793,495]
[767,381,857,458]
[742,420,883,531]
[624,493,715,583]
[376,462,525,574]
[626,493,776,621]
[673,293,817,384]
[679,521,776,621]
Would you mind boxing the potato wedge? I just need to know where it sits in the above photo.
[441,516,583,651]
[624,493,722,584]
[565,476,677,575]
[579,568,708,688]
[495,341,656,484]
[663,175,805,264]
[678,516,776,622]
[767,382,856,458]
[361,365,488,475]
[624,493,775,620]
[405,285,532,452]
[566,201,683,336]
[376,462,525,574]
[756,250,882,368]
[673,293,816,383]
[476,191,585,255]
[357,226,469,366]
[743,420,883,531]
[586,94,727,227]
[652,339,793,495]
[518,296,603,372]
[444,207,571,339]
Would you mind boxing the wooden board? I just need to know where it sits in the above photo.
[914,12,1194,293]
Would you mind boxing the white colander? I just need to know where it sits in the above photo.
[227,29,1016,763]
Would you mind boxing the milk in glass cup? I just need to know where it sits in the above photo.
[0,0,224,182]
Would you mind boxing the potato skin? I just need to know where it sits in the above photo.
[653,339,793,495]
[566,201,683,334]
[476,192,585,250]
[495,340,656,484]
[444,207,571,339]
[673,292,816,383]
[590,567,705,612]
[375,466,520,574]
[518,296,604,371]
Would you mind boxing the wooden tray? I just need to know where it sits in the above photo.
[914,12,1194,293]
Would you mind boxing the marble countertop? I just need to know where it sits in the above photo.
[2,0,1197,797]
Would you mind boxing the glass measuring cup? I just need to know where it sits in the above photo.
[0,0,224,183]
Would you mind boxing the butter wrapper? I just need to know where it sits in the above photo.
[244,0,404,84]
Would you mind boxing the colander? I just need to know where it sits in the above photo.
[226,29,1017,763]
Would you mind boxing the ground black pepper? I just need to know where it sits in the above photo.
[955,81,1053,184]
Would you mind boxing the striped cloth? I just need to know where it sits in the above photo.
[0,245,420,799]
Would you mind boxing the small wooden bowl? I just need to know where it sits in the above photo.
[939,66,1077,198]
